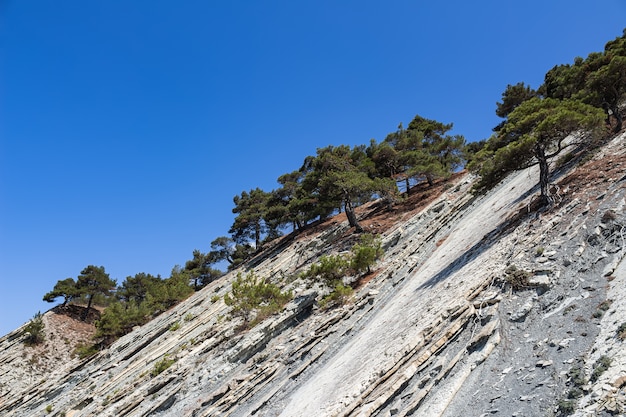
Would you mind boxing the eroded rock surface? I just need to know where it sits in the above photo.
[2,133,626,417]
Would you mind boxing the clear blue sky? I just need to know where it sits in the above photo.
[1,1,624,336]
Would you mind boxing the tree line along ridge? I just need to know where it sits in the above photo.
[33,29,626,353]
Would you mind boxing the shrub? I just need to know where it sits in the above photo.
[95,301,150,342]
[169,322,181,332]
[320,283,353,309]
[224,271,292,326]
[504,265,531,290]
[302,254,349,286]
[23,312,45,346]
[567,366,587,387]
[350,234,383,275]
[151,354,176,377]
[557,399,575,415]
[590,355,612,382]
[617,322,626,340]
[45,404,53,413]
[567,387,583,399]
[74,343,99,359]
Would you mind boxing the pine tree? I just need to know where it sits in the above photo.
[476,98,604,204]
[76,265,116,321]
[43,277,80,306]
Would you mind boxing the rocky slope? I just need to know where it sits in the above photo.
[1,132,626,417]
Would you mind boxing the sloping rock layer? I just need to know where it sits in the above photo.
[2,133,626,416]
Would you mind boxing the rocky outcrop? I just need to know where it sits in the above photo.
[2,132,626,416]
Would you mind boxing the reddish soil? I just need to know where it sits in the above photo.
[28,172,465,359]
[22,306,99,371]
[558,152,626,209]
[291,172,467,248]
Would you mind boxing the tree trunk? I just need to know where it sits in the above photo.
[344,199,363,232]
[254,223,261,248]
[405,177,411,195]
[426,173,434,187]
[535,144,553,206]
[612,105,623,133]
[82,294,94,321]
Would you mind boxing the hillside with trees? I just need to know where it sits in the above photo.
[4,29,626,417]
[33,29,626,355]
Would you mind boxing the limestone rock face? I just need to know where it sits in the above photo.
[2,132,626,417]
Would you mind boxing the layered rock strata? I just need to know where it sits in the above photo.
[1,133,625,416]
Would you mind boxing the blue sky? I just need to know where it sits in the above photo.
[1,1,624,336]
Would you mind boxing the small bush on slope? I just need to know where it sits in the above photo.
[350,234,384,275]
[224,271,292,328]
[23,312,45,346]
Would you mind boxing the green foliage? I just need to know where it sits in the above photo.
[151,354,176,377]
[208,236,236,264]
[495,82,539,122]
[590,355,612,382]
[169,322,180,332]
[184,249,223,290]
[558,363,587,415]
[319,283,353,309]
[43,278,79,306]
[567,366,587,387]
[229,244,256,270]
[42,266,117,321]
[617,322,626,340]
[230,188,273,247]
[221,114,461,245]
[45,404,53,413]
[473,98,604,201]
[463,139,487,170]
[557,399,575,416]
[147,266,195,312]
[265,169,320,232]
[74,343,99,359]
[224,271,292,326]
[117,273,161,304]
[367,139,403,185]
[382,116,465,194]
[350,234,383,275]
[76,265,117,320]
[208,236,255,270]
[406,115,465,180]
[93,267,195,344]
[543,30,626,132]
[302,254,349,286]
[302,145,393,231]
[473,31,626,195]
[23,312,45,346]
[567,387,583,399]
[302,234,383,308]
[95,300,150,342]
